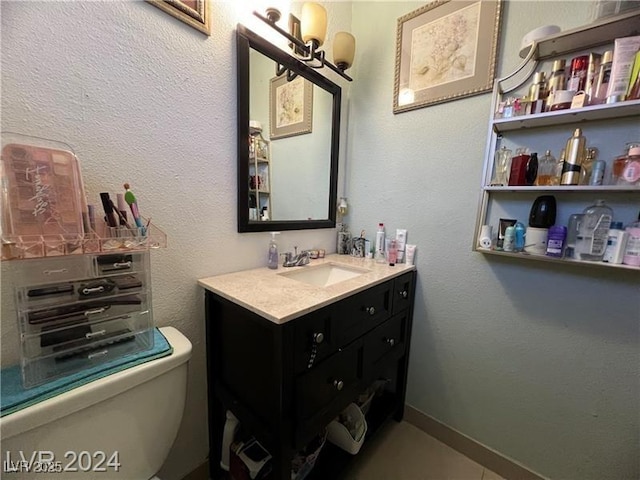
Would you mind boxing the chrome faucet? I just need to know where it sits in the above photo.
[282,247,311,267]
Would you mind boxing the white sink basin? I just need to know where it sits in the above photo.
[279,263,370,287]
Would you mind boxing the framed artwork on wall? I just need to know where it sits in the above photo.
[147,0,211,36]
[393,0,502,114]
[269,75,313,140]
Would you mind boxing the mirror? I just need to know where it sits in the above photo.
[237,24,341,232]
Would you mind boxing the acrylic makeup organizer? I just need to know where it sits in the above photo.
[1,133,166,388]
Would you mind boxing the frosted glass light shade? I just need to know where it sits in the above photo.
[301,2,327,46]
[333,32,355,70]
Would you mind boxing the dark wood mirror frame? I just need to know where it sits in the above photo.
[237,24,341,233]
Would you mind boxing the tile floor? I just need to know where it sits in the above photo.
[342,421,506,480]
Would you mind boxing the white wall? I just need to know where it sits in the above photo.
[0,2,350,479]
[347,2,639,480]
[2,2,639,480]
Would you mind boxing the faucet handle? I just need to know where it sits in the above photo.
[281,252,292,262]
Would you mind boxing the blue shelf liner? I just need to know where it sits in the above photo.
[1,328,172,417]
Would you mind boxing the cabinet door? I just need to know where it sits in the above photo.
[392,272,414,315]
[336,281,392,347]
[293,304,336,374]
[295,338,361,420]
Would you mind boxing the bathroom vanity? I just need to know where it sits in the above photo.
[199,256,416,479]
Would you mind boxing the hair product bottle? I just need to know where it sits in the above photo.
[561,128,587,185]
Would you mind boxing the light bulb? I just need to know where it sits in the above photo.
[301,2,327,47]
[333,32,355,71]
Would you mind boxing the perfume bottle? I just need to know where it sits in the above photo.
[579,148,598,185]
[536,150,557,186]
[491,146,512,186]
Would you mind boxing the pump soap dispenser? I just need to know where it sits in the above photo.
[268,232,280,269]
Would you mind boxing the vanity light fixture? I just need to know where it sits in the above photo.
[253,2,355,82]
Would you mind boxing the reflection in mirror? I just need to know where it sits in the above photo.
[237,24,340,233]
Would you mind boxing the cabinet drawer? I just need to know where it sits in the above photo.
[364,313,405,368]
[392,271,414,315]
[293,305,336,374]
[337,281,392,347]
[295,338,361,421]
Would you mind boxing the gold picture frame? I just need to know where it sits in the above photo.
[393,0,502,114]
[147,0,211,36]
[269,75,313,140]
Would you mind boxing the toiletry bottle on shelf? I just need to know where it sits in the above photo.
[564,214,583,259]
[503,226,516,252]
[546,59,566,111]
[268,232,280,269]
[579,148,598,185]
[387,239,398,266]
[603,222,628,264]
[567,55,589,92]
[514,223,526,252]
[618,146,640,186]
[551,149,565,186]
[622,215,640,266]
[546,225,567,257]
[536,150,557,186]
[375,223,385,263]
[576,200,613,261]
[491,146,512,186]
[592,50,613,104]
[589,160,606,186]
[561,128,587,185]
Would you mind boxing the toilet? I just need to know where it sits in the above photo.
[0,326,192,480]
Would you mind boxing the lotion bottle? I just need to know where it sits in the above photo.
[375,223,385,263]
[268,232,280,269]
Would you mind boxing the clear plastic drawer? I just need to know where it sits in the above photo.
[21,311,152,359]
[21,327,155,388]
[19,292,149,336]
[16,273,147,311]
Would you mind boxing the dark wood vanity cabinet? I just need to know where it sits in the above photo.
[205,270,416,480]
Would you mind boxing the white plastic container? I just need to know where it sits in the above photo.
[576,200,613,261]
[602,222,628,264]
[326,403,367,455]
[622,220,640,266]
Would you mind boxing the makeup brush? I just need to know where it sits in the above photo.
[123,183,146,234]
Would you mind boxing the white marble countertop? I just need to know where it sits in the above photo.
[198,254,416,324]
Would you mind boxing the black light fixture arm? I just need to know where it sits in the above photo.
[253,10,352,82]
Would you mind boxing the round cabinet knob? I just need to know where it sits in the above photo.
[366,306,376,316]
[313,332,324,344]
[399,290,408,299]
[333,380,344,391]
[385,337,396,346]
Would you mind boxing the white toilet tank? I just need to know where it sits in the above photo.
[1,326,192,480]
